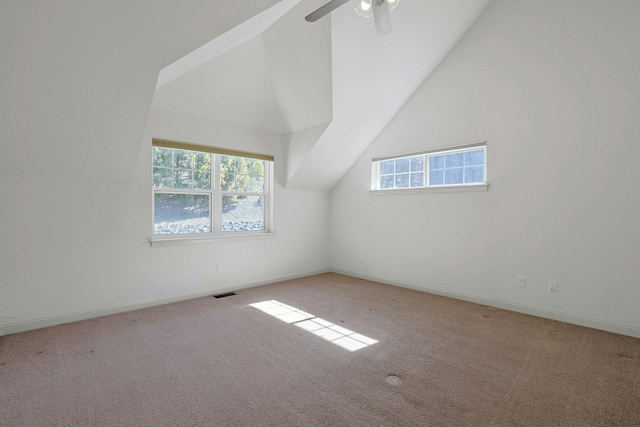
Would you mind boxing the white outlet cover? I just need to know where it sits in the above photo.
[517,276,526,287]
[549,281,558,293]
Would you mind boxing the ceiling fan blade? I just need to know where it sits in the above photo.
[305,0,351,22]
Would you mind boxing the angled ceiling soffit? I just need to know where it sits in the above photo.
[156,0,303,88]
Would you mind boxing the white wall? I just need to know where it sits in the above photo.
[0,106,330,335]
[147,108,331,277]
[0,0,329,336]
[330,0,640,336]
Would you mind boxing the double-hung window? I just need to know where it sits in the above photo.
[152,139,273,239]
[371,142,487,192]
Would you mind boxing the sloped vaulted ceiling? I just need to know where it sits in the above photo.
[0,0,283,181]
[153,0,332,135]
[152,0,493,190]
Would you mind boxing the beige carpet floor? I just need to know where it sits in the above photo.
[1,273,639,426]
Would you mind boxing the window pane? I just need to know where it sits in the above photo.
[220,155,231,172]
[395,173,409,188]
[250,160,265,179]
[154,147,211,191]
[464,166,484,183]
[429,155,444,169]
[235,157,249,175]
[173,150,194,169]
[154,193,210,235]
[234,174,249,192]
[194,152,211,170]
[221,155,263,193]
[153,147,172,167]
[153,167,172,188]
[380,175,394,189]
[445,167,463,184]
[194,171,211,190]
[221,171,234,190]
[380,160,394,175]
[464,149,484,166]
[410,172,423,187]
[410,156,423,172]
[445,153,464,168]
[222,195,264,232]
[395,158,410,173]
[220,155,233,190]
[250,177,264,193]
[429,170,443,185]
[174,169,193,189]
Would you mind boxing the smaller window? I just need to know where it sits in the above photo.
[372,143,487,191]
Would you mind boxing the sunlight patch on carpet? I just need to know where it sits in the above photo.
[249,300,315,324]
[249,300,378,352]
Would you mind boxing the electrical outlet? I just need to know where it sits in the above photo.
[517,276,526,288]
[549,281,558,293]
[216,264,223,272]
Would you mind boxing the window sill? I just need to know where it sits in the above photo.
[149,232,276,247]
[370,183,488,195]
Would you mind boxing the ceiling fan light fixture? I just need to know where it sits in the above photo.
[386,0,401,11]
[306,0,401,36]
[355,0,373,18]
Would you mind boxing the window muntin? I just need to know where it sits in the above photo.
[372,144,486,191]
[152,144,272,237]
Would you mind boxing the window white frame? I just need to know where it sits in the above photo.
[150,139,274,245]
[371,141,488,194]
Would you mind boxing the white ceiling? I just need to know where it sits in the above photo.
[152,0,493,189]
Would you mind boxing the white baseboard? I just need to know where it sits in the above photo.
[4,268,638,339]
[331,269,640,339]
[0,269,331,337]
